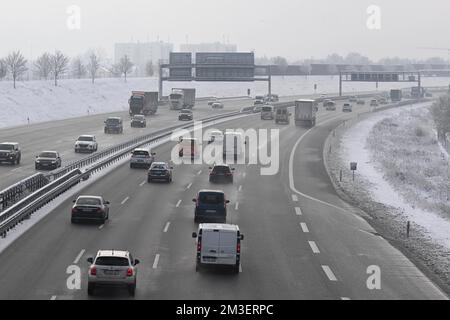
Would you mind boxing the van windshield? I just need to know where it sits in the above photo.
[0,144,14,150]
[199,193,224,204]
[262,107,272,112]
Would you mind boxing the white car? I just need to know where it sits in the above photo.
[208,97,218,106]
[192,223,244,274]
[74,135,98,153]
[211,102,224,109]
[130,148,155,169]
[87,250,140,296]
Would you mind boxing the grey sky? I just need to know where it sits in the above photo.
[0,0,449,61]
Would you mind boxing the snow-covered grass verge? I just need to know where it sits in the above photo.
[325,101,450,292]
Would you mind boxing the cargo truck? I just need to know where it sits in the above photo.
[128,91,159,116]
[295,99,316,127]
[169,88,196,110]
[390,89,402,102]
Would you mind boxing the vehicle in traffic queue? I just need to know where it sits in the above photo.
[342,103,353,112]
[356,99,366,105]
[178,109,193,121]
[104,117,124,134]
[275,106,291,124]
[208,97,218,106]
[325,100,336,111]
[35,151,62,170]
[0,142,21,165]
[261,105,275,120]
[209,164,235,184]
[130,148,155,169]
[74,135,98,153]
[71,195,109,224]
[193,190,230,223]
[147,161,173,183]
[211,101,224,109]
[130,115,147,128]
[370,99,379,107]
[87,250,139,297]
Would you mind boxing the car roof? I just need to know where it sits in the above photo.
[77,195,102,200]
[180,109,192,112]
[199,223,239,232]
[39,150,58,154]
[198,189,225,194]
[296,99,315,103]
[96,250,129,258]
[107,117,122,120]
[151,162,168,166]
[0,142,19,145]
[133,148,149,152]
[79,135,94,138]
[213,164,231,168]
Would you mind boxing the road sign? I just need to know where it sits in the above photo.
[350,162,357,170]
[169,52,192,80]
[195,52,255,81]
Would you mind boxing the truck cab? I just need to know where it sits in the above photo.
[275,107,290,124]
[295,99,316,127]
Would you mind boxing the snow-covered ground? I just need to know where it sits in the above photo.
[339,103,450,250]
[1,76,449,129]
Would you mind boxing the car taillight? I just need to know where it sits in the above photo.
[197,240,202,252]
[71,208,77,214]
[90,267,97,276]
[127,268,133,277]
[237,242,241,254]
[96,208,103,213]
[225,172,232,176]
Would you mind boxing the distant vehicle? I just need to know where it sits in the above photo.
[240,106,254,113]
[349,96,358,102]
[128,91,158,116]
[130,148,155,169]
[208,97,218,106]
[74,135,98,153]
[179,137,200,158]
[0,142,21,165]
[223,132,244,160]
[255,95,265,102]
[192,223,244,274]
[356,99,365,105]
[87,250,139,297]
[320,94,327,99]
[71,195,109,224]
[390,89,402,102]
[253,99,264,107]
[342,103,353,112]
[130,115,146,128]
[148,162,173,183]
[35,151,62,170]
[322,99,331,107]
[295,99,316,127]
[253,105,263,113]
[192,190,230,223]
[170,88,196,110]
[211,102,224,109]
[379,97,388,104]
[425,92,433,97]
[275,106,290,124]
[325,101,336,111]
[261,105,275,120]
[104,117,123,134]
[209,164,235,183]
[178,109,193,121]
[411,86,425,98]
[370,99,379,106]
[265,94,279,102]
[207,130,224,144]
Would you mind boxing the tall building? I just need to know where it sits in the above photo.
[114,41,174,76]
[179,42,237,61]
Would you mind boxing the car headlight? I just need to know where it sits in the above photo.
[36,160,40,163]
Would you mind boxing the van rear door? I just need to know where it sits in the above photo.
[218,231,237,265]
[201,229,221,264]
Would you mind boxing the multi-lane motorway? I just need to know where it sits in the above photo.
[0,96,447,300]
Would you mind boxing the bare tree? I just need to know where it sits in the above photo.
[117,55,134,82]
[87,52,100,83]
[71,57,86,79]
[34,53,52,80]
[0,59,7,80]
[5,51,28,89]
[51,51,69,86]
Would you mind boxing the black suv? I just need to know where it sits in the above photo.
[209,164,234,183]
[104,117,123,134]
[0,142,21,165]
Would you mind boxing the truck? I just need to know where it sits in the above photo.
[411,86,425,99]
[295,99,316,127]
[390,89,402,102]
[169,88,196,110]
[129,91,159,116]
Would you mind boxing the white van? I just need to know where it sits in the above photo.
[192,223,244,274]
[178,137,200,158]
[223,132,244,161]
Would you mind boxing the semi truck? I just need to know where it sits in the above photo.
[169,88,196,110]
[390,89,402,102]
[129,91,159,116]
[295,99,316,127]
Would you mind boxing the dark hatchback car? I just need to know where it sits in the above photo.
[71,196,110,224]
[104,117,123,134]
[147,162,173,183]
[35,151,62,170]
[131,115,146,128]
[192,190,230,223]
[178,109,193,121]
[209,164,234,183]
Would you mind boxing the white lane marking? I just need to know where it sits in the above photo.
[152,254,160,269]
[308,241,320,253]
[239,264,243,273]
[186,182,193,189]
[121,196,130,205]
[197,170,202,175]
[176,199,182,207]
[322,265,338,281]
[50,295,57,300]
[163,222,171,233]
[300,223,309,233]
[243,172,247,178]
[73,249,85,264]
[295,207,303,216]
[11,167,21,172]
[139,180,146,186]
[238,185,243,192]
[292,194,298,202]
[98,224,104,230]
[341,297,351,300]
[235,202,239,211]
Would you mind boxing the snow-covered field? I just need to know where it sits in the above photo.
[1,76,449,129]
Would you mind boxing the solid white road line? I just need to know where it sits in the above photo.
[186,182,193,189]
[292,194,298,202]
[243,172,247,178]
[139,180,146,186]
[176,200,182,207]
[322,265,338,281]
[98,224,104,230]
[235,202,239,211]
[300,223,309,233]
[121,196,130,205]
[152,254,160,269]
[50,295,57,300]
[308,241,320,253]
[295,207,303,216]
[73,249,85,264]
[238,185,243,192]
[197,170,202,175]
[239,264,243,273]
[163,222,171,233]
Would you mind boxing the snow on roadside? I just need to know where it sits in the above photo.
[339,102,450,250]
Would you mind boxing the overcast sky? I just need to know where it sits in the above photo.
[0,0,449,61]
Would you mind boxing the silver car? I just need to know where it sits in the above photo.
[87,250,140,297]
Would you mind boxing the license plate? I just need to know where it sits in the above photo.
[206,210,217,213]
[104,270,119,276]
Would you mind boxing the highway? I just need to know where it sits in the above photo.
[0,96,446,300]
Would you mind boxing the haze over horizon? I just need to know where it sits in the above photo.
[0,0,449,62]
